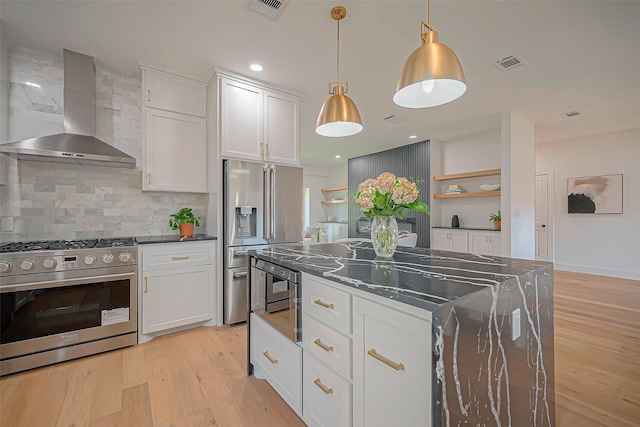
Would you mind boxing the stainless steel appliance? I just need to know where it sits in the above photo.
[224,159,303,324]
[0,238,138,375]
[250,257,301,342]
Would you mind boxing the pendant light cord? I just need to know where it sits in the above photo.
[336,17,340,82]
[428,0,431,27]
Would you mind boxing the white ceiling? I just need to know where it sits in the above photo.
[2,1,639,166]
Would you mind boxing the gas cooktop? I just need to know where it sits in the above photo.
[0,237,136,253]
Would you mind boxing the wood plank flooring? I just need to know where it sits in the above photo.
[1,270,639,426]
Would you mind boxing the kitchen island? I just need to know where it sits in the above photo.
[249,241,554,427]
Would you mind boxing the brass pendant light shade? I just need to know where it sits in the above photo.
[394,1,466,108]
[316,6,363,137]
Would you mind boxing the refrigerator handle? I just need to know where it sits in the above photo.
[263,166,270,240]
[270,166,276,239]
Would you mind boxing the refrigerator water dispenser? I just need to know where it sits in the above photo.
[236,206,257,238]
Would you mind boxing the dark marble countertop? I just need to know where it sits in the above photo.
[432,226,500,231]
[136,234,217,245]
[251,242,550,312]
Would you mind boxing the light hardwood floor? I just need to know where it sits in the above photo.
[1,270,638,426]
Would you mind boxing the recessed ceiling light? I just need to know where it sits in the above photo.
[250,63,263,72]
[25,81,41,88]
[409,135,417,139]
[335,155,341,159]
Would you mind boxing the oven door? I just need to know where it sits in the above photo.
[0,265,137,361]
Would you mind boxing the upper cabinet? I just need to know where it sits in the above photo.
[218,73,300,166]
[141,68,208,193]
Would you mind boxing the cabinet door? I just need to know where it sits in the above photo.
[468,232,491,255]
[353,296,431,427]
[219,77,263,161]
[144,109,207,193]
[263,90,299,166]
[144,69,207,117]
[303,353,353,427]
[142,266,213,334]
[449,230,469,253]
[489,233,502,255]
[431,230,451,250]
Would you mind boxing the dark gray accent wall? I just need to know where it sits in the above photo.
[348,140,430,247]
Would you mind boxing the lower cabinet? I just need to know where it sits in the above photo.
[303,352,353,427]
[250,313,303,417]
[432,229,469,252]
[352,296,432,427]
[325,223,348,243]
[138,241,216,343]
[468,231,502,255]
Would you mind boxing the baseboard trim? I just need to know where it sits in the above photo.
[554,263,640,281]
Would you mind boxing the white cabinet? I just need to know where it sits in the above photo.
[219,74,300,166]
[352,296,432,427]
[431,229,469,252]
[468,231,502,256]
[138,241,216,343]
[324,223,348,243]
[141,67,208,193]
[250,313,303,417]
[303,352,353,427]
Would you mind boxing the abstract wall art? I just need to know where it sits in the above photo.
[567,174,623,214]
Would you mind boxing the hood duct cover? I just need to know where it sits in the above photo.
[0,49,136,168]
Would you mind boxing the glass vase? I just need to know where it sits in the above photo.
[371,215,399,258]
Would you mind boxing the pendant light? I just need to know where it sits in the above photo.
[393,0,466,108]
[316,6,363,137]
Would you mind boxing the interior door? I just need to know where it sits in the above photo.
[535,174,549,261]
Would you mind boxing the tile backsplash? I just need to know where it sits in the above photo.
[0,46,208,242]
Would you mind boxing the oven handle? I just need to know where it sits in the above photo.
[0,272,136,293]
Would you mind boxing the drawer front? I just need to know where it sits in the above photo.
[303,315,352,379]
[250,313,302,416]
[303,353,352,427]
[141,244,213,271]
[303,276,352,334]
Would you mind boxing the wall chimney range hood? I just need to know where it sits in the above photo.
[0,49,136,168]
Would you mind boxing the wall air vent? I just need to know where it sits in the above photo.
[245,0,289,20]
[495,53,527,71]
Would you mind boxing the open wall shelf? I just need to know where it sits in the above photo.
[434,190,500,199]
[433,168,501,181]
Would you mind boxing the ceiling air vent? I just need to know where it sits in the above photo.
[383,115,407,124]
[245,0,289,20]
[494,53,527,71]
[564,111,581,118]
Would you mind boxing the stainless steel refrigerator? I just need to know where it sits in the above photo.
[223,159,303,324]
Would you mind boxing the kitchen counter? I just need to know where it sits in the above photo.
[136,234,217,245]
[251,241,555,426]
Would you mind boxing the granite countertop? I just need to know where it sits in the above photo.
[251,242,550,312]
[432,226,500,231]
[136,234,217,245]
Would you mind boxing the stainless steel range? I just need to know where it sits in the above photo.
[0,238,138,376]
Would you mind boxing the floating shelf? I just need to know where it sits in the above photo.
[321,199,347,204]
[321,185,348,193]
[433,169,501,181]
[433,190,501,199]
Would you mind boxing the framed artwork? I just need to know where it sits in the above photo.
[567,174,623,214]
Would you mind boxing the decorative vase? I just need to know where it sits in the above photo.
[371,215,399,258]
[179,223,194,238]
[493,220,501,231]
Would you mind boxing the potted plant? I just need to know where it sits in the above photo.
[489,210,501,230]
[169,207,202,238]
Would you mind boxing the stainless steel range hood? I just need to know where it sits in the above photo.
[0,49,136,168]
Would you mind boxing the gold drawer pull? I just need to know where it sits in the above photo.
[313,378,333,395]
[367,348,405,371]
[260,142,264,156]
[147,173,151,185]
[314,338,334,353]
[263,351,278,364]
[144,277,148,293]
[314,299,334,309]
[266,142,270,157]
[147,89,151,102]
[172,255,189,260]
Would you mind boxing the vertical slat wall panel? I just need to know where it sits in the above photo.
[348,140,430,248]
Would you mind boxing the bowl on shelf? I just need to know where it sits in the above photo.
[480,184,500,191]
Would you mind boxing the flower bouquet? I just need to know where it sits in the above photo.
[355,172,429,257]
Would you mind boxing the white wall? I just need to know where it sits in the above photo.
[302,162,348,231]
[536,127,640,280]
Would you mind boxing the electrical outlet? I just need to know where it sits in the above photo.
[511,308,521,341]
[1,217,13,232]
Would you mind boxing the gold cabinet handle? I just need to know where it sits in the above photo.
[367,348,405,371]
[314,299,334,309]
[314,338,334,353]
[266,142,269,157]
[172,255,189,260]
[313,378,333,395]
[147,89,151,102]
[147,173,151,185]
[260,142,264,156]
[144,277,148,293]
[263,351,278,364]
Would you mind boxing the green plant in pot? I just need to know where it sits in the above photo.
[169,207,202,238]
[489,210,501,230]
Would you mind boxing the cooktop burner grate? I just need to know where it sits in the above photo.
[0,237,136,253]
